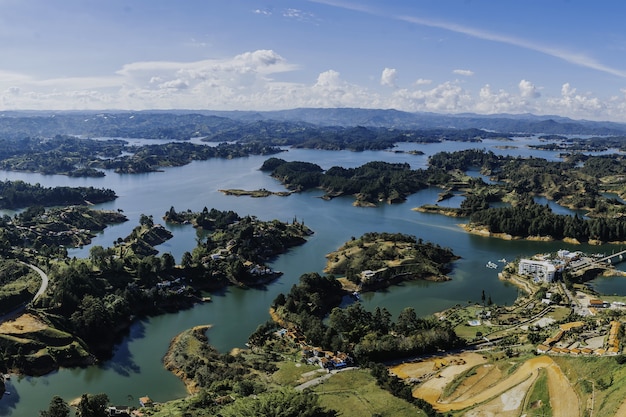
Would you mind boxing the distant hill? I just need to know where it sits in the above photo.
[1,108,626,137]
[206,108,626,135]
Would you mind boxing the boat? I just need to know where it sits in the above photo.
[498,258,507,263]
[486,261,498,269]
[352,291,361,301]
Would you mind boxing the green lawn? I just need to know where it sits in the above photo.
[313,369,426,417]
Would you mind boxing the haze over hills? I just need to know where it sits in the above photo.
[1,108,626,137]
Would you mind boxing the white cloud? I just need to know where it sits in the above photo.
[380,68,397,87]
[414,78,432,86]
[453,69,474,77]
[253,9,271,16]
[3,49,626,122]
[519,79,541,98]
[315,69,342,87]
[283,8,315,20]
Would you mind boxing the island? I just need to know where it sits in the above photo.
[324,232,459,291]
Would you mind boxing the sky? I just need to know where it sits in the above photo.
[2,0,626,122]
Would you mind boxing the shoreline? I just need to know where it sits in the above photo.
[458,223,626,245]
[163,324,213,394]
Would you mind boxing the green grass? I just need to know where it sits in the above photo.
[313,369,426,417]
[547,306,572,322]
[552,355,626,417]
[524,368,552,417]
[271,361,321,385]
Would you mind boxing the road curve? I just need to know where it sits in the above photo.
[19,261,49,302]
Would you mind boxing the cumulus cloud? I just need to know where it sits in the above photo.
[315,70,342,87]
[3,48,626,121]
[453,69,474,76]
[519,79,541,98]
[380,68,397,87]
[414,78,432,86]
[253,9,271,16]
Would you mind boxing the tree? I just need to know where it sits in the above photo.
[76,393,109,417]
[161,252,175,271]
[181,251,193,268]
[39,396,70,417]
[139,214,154,228]
[219,389,336,417]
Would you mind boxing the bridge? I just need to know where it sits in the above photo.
[568,249,626,275]
[598,249,626,265]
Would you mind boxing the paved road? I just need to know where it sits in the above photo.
[0,261,49,324]
[21,261,49,302]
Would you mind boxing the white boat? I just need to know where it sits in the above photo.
[352,291,361,301]
[498,258,507,263]
[486,261,498,269]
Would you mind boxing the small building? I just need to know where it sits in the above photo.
[139,396,153,407]
[537,344,551,354]
[518,259,556,283]
[588,299,609,308]
[107,406,131,416]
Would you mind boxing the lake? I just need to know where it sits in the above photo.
[1,136,623,415]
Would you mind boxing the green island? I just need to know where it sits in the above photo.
[0,135,284,176]
[218,188,293,198]
[0,180,117,209]
[323,232,459,291]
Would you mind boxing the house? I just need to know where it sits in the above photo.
[537,344,551,354]
[588,299,609,308]
[107,406,131,416]
[138,396,153,407]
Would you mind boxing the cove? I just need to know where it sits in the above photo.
[0,139,622,416]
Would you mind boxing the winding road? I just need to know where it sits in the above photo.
[0,261,49,324]
[20,261,49,303]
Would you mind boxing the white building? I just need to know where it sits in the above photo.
[518,259,556,283]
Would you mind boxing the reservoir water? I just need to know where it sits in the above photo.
[1,136,623,415]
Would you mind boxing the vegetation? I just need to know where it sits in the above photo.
[165,207,312,287]
[0,180,117,209]
[0,259,39,315]
[313,368,428,417]
[39,395,70,417]
[0,135,283,176]
[261,158,430,205]
[269,272,462,363]
[325,232,458,289]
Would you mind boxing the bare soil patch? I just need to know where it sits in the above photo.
[407,355,579,416]
[0,313,47,334]
[448,363,502,402]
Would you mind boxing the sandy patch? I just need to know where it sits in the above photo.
[615,398,626,417]
[463,372,536,417]
[546,361,580,417]
[449,364,503,403]
[0,313,47,334]
[391,352,486,388]
[408,355,579,417]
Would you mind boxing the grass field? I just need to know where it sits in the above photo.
[523,368,552,416]
[313,369,427,417]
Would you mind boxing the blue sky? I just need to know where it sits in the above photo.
[1,0,626,122]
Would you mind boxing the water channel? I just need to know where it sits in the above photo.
[1,136,624,415]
